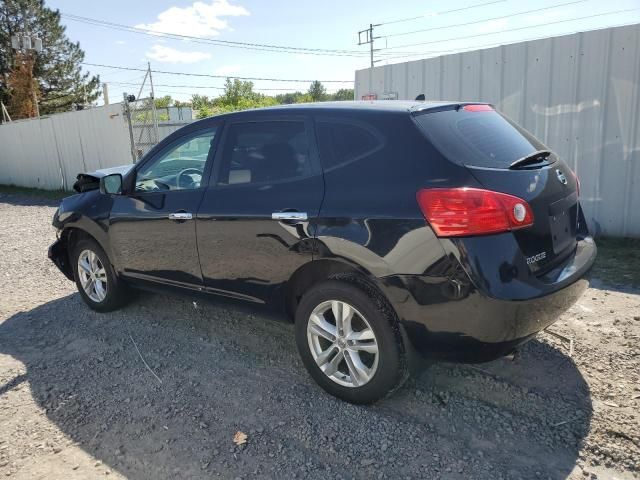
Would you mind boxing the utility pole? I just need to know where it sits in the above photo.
[103,82,109,105]
[358,23,381,99]
[369,24,374,69]
[32,90,39,117]
[358,23,378,69]
[148,62,159,146]
[147,62,155,99]
[9,9,43,119]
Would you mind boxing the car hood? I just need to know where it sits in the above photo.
[73,164,134,193]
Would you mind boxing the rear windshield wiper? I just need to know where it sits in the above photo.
[509,150,553,169]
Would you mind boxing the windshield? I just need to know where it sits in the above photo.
[414,107,551,169]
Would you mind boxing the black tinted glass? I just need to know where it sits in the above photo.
[218,121,312,185]
[415,109,548,168]
[316,120,384,171]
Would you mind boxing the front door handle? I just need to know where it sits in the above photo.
[272,212,308,221]
[168,212,193,221]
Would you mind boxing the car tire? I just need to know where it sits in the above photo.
[71,237,129,312]
[295,280,408,404]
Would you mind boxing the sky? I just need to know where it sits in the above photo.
[46,0,640,104]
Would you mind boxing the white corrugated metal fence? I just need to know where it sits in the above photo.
[0,103,191,191]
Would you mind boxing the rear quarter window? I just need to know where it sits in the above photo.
[315,118,385,172]
[414,109,548,169]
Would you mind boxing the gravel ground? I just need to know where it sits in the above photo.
[0,193,639,480]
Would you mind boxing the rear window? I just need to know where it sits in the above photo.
[414,108,548,169]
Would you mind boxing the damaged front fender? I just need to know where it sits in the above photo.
[48,238,73,280]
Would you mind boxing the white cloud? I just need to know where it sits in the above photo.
[215,64,241,75]
[146,44,212,63]
[114,40,126,45]
[476,18,508,33]
[135,0,249,38]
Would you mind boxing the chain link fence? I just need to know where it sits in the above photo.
[123,96,159,162]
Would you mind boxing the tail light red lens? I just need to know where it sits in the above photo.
[416,188,534,237]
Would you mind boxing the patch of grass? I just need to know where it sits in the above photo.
[0,184,70,200]
[592,237,640,287]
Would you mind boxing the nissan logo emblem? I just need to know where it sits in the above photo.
[556,169,568,185]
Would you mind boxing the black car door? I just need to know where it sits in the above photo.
[108,122,221,288]
[196,115,323,305]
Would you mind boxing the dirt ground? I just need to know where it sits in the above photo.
[0,192,639,480]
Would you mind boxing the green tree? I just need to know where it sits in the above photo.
[193,78,278,118]
[275,91,303,104]
[154,95,173,109]
[217,78,259,106]
[331,88,354,101]
[307,80,326,102]
[190,94,210,111]
[294,93,312,103]
[0,0,100,117]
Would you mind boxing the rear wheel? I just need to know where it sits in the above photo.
[295,280,407,404]
[71,238,129,312]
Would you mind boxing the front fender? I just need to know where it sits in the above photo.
[53,190,115,264]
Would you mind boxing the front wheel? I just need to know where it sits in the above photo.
[295,280,407,404]
[71,238,129,312]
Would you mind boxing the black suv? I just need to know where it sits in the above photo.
[49,101,596,404]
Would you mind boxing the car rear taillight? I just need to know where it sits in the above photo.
[416,188,534,237]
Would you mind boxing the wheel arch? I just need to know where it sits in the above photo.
[59,224,113,269]
[284,258,393,321]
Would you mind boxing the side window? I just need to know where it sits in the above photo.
[136,129,216,192]
[316,119,384,171]
[218,121,312,185]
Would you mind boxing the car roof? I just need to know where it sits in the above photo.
[255,100,462,114]
[193,100,479,125]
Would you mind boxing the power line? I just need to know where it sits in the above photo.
[376,0,507,26]
[62,12,406,58]
[83,63,353,83]
[151,89,327,97]
[373,20,640,63]
[381,0,587,39]
[379,8,640,50]
[108,81,320,91]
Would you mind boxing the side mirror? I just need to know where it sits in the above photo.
[100,173,123,195]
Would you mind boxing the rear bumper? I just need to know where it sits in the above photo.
[48,239,73,280]
[380,236,596,363]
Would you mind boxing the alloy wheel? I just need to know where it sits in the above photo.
[77,249,108,303]
[307,300,379,388]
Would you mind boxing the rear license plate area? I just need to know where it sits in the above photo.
[549,192,578,254]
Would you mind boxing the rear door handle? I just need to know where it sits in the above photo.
[272,212,308,221]
[168,212,193,221]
